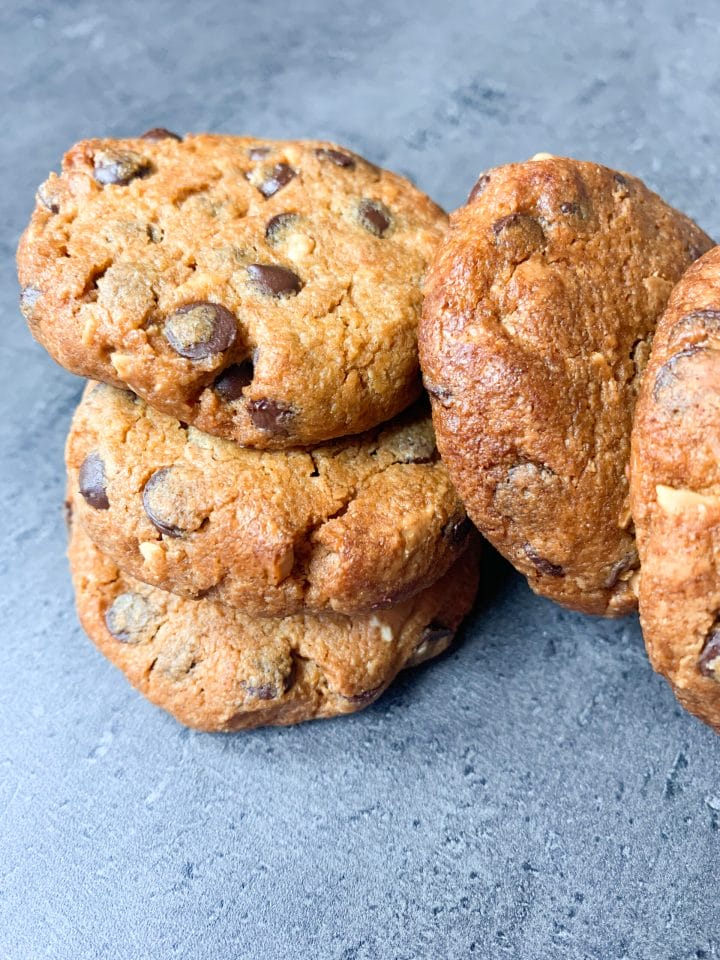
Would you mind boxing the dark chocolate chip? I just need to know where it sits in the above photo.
[423,378,453,405]
[105,592,156,644]
[467,173,490,203]
[315,147,356,168]
[79,452,110,510]
[164,301,237,359]
[407,621,455,667]
[559,201,583,216]
[443,516,473,547]
[652,344,710,406]
[64,497,73,530]
[265,212,300,245]
[214,361,254,401]
[247,263,302,297]
[344,684,383,704]
[492,212,541,236]
[357,198,393,237]
[248,146,271,161]
[242,682,279,701]
[699,626,720,678]
[668,309,720,348]
[603,550,639,589]
[140,127,182,142]
[257,162,296,198]
[19,286,41,319]
[142,468,185,537]
[523,543,564,577]
[612,172,631,198]
[93,149,152,186]
[247,398,295,433]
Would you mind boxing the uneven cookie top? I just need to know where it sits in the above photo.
[18,132,447,448]
[67,383,471,616]
[630,245,720,732]
[419,155,712,616]
[69,523,479,732]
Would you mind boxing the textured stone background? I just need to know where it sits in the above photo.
[2,1,720,957]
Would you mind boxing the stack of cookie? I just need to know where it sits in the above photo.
[17,131,479,731]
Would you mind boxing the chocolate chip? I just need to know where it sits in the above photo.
[242,682,279,701]
[19,286,41,319]
[357,198,393,237]
[256,162,296,198]
[612,172,631,199]
[248,146,271,161]
[214,361,254,401]
[603,550,639,589]
[64,497,73,530]
[492,213,546,258]
[407,621,455,667]
[247,398,295,433]
[668,310,720,349]
[105,592,157,644]
[443,516,473,547]
[699,626,720,678]
[93,149,152,186]
[142,468,185,537]
[467,173,490,203]
[492,212,542,237]
[652,345,712,407]
[79,452,110,510]
[247,264,302,297]
[164,301,237,359]
[37,181,60,213]
[140,127,182,142]
[265,212,300,245]
[315,147,356,168]
[559,201,584,216]
[523,543,564,577]
[423,378,453,405]
[344,684,383,704]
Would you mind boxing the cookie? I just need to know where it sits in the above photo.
[18,132,447,448]
[66,383,471,617]
[419,155,712,615]
[68,521,479,731]
[630,245,720,731]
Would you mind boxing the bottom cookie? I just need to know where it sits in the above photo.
[69,523,479,731]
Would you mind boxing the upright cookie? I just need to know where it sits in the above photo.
[18,133,446,448]
[69,523,479,732]
[420,155,711,615]
[630,245,720,732]
[66,383,471,617]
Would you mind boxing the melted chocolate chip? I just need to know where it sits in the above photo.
[164,301,237,359]
[467,173,490,203]
[315,147,356,168]
[357,198,393,237]
[523,543,564,577]
[559,201,583,216]
[248,146,271,161]
[603,550,640,590]
[142,468,185,537]
[699,627,720,678]
[242,682,279,701]
[140,127,182,142]
[652,344,717,410]
[344,684,383,704]
[19,286,41,319]
[407,621,455,666]
[492,212,542,236]
[79,452,110,510]
[668,309,720,348]
[247,263,302,297]
[443,516,473,547]
[257,162,296,198]
[247,398,295,433]
[265,212,300,245]
[214,361,254,401]
[93,149,152,186]
[105,592,156,644]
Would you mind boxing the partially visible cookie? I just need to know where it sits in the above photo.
[68,522,479,732]
[18,132,447,448]
[630,245,720,732]
[66,383,471,617]
[420,155,712,615]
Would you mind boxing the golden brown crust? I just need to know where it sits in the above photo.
[18,133,447,448]
[69,523,480,732]
[419,156,712,616]
[66,383,471,616]
[630,245,720,732]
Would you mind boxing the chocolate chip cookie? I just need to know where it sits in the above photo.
[69,522,479,731]
[630,245,720,731]
[420,155,712,615]
[18,132,446,447]
[66,383,471,617]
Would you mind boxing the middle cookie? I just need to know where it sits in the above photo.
[66,384,471,617]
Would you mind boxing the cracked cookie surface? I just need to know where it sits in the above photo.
[630,245,720,732]
[69,522,479,732]
[67,383,471,616]
[18,132,447,447]
[419,155,712,616]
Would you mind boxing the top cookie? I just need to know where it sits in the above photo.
[420,155,712,616]
[18,132,447,448]
[630,245,720,732]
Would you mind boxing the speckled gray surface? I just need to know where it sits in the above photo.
[2,1,720,957]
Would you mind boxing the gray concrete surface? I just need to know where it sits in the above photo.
[2,1,719,957]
